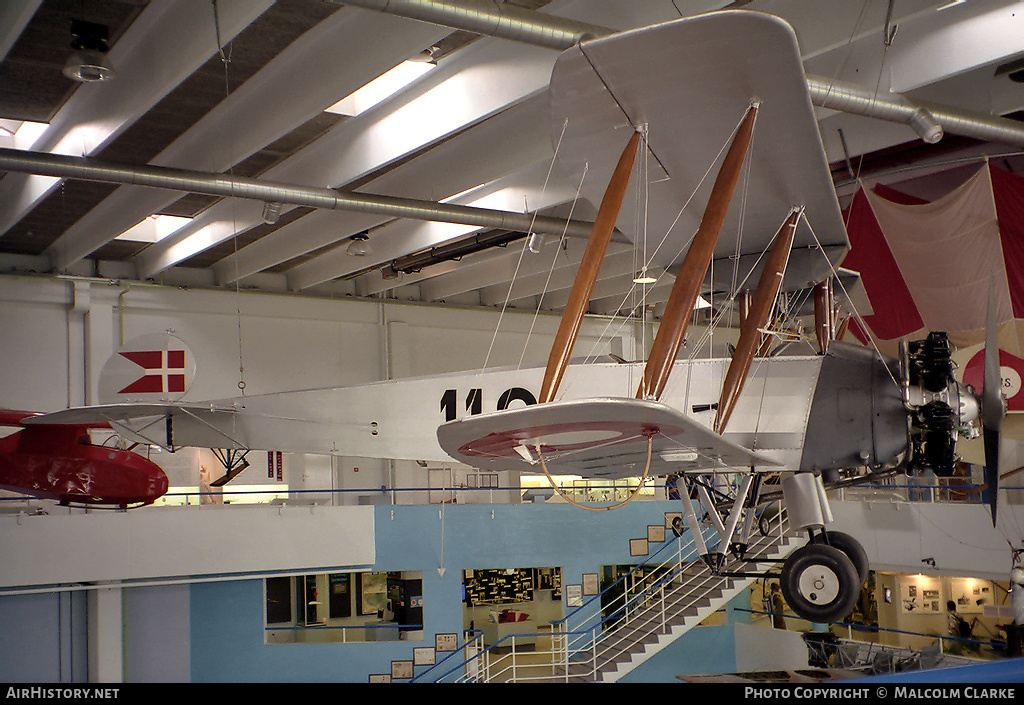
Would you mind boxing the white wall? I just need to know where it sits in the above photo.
[0,274,635,504]
[0,505,375,589]
[830,497,1024,581]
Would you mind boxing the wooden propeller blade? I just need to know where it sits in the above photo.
[814,278,834,354]
[637,105,758,400]
[539,129,642,404]
[714,209,800,434]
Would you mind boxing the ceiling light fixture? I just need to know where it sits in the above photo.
[346,232,371,257]
[908,108,943,144]
[63,19,116,83]
[633,268,657,284]
[261,201,283,224]
[325,60,435,117]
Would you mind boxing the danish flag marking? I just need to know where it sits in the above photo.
[118,349,187,394]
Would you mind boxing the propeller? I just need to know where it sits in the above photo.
[981,275,1005,527]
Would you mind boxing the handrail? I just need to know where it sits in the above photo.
[2,479,1018,509]
[410,505,794,683]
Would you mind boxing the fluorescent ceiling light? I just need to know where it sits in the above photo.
[0,119,47,150]
[116,215,191,243]
[325,60,434,117]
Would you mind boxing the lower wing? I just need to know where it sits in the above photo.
[436,397,782,480]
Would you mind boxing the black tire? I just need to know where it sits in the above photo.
[812,531,870,588]
[757,503,781,537]
[780,543,860,624]
[671,516,684,538]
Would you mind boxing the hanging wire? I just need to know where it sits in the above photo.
[514,161,589,374]
[803,216,903,392]
[573,108,758,375]
[211,0,246,394]
[478,119,571,376]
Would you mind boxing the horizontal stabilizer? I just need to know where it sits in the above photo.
[26,403,249,451]
[25,403,231,424]
[437,397,780,480]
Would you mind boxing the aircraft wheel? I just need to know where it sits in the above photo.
[811,531,869,588]
[757,503,781,536]
[671,516,684,538]
[780,544,860,624]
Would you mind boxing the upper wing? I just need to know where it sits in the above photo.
[436,397,781,479]
[549,11,847,292]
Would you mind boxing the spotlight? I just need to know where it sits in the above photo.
[526,233,546,253]
[633,268,657,284]
[346,232,371,257]
[63,19,116,83]
[908,108,943,144]
[261,201,283,224]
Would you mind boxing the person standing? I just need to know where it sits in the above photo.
[770,583,786,628]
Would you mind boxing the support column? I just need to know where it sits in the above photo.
[87,586,124,683]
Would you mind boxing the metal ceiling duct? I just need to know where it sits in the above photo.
[805,75,1024,148]
[0,148,594,240]
[0,2,1021,247]
[332,0,613,49]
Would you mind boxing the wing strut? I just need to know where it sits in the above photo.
[637,104,759,400]
[814,278,835,354]
[714,208,800,433]
[539,129,642,403]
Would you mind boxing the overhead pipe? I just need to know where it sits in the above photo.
[343,0,1024,147]
[0,5,1021,247]
[331,0,614,50]
[0,147,594,240]
[805,74,1024,148]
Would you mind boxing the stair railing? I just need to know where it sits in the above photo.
[423,500,792,683]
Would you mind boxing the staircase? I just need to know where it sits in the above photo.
[567,512,802,682]
[577,514,798,680]
[426,508,803,683]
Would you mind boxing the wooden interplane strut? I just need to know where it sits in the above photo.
[814,278,835,354]
[637,105,759,400]
[714,208,800,433]
[539,129,642,404]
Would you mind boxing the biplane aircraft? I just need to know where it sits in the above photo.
[0,12,1006,624]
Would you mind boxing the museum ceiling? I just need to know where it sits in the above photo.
[1,0,1023,318]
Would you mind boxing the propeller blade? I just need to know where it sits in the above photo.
[982,274,1004,527]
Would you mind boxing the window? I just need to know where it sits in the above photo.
[264,571,423,644]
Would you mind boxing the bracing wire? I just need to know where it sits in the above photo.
[212,0,246,395]
[517,161,590,371]
[571,109,757,376]
[480,119,571,376]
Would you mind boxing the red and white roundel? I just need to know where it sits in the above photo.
[458,420,669,458]
[98,334,196,404]
[963,348,1024,412]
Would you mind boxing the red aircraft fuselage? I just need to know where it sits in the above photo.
[0,410,168,507]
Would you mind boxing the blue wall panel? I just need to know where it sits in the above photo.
[190,501,686,682]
